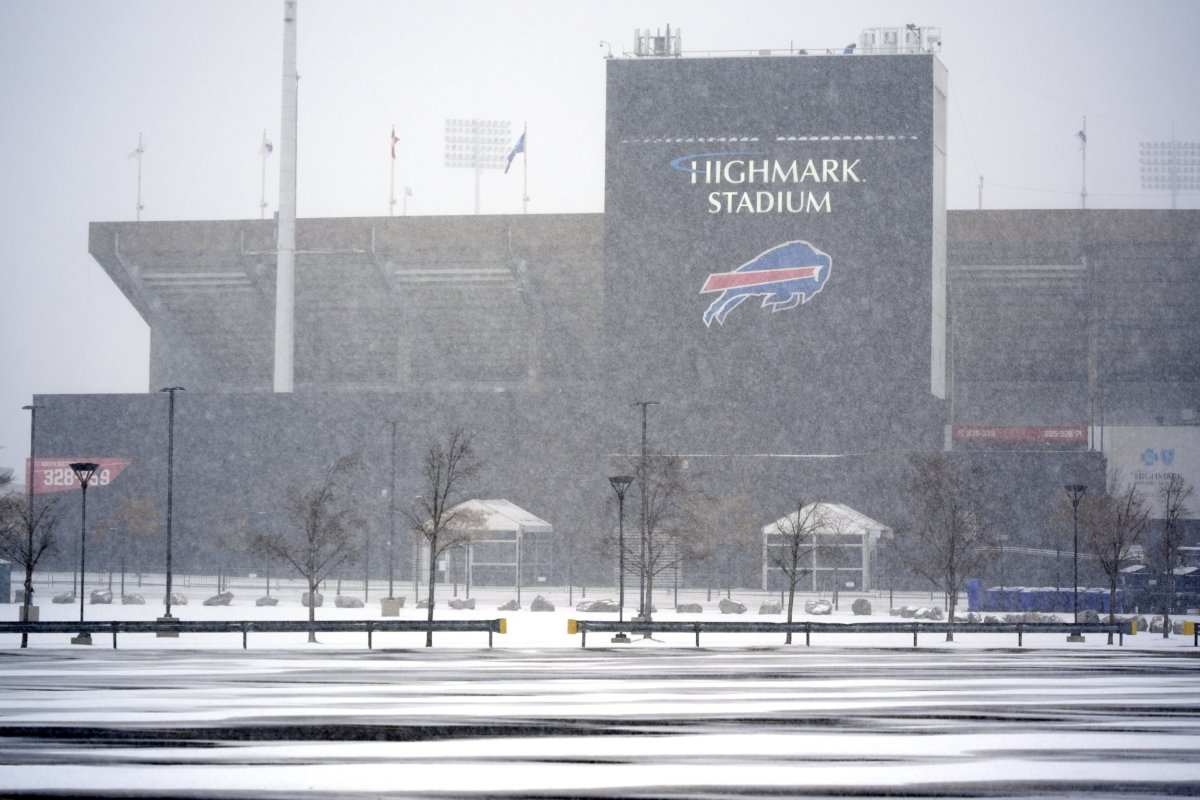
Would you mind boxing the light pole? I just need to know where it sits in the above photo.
[608,475,634,626]
[20,404,42,644]
[160,386,184,622]
[69,462,100,645]
[1064,483,1087,639]
[631,400,658,621]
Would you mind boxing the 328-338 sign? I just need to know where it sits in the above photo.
[25,458,132,494]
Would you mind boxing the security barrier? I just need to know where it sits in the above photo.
[0,618,507,649]
[567,619,1139,648]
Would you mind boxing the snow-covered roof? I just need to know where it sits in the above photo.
[762,502,891,540]
[451,498,552,535]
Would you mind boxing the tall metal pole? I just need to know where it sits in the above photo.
[161,387,184,619]
[1065,484,1087,627]
[20,404,42,646]
[631,401,658,619]
[388,421,397,598]
[608,476,633,623]
[69,462,99,643]
[273,0,299,392]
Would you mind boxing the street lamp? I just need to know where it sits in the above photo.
[20,404,43,645]
[1064,483,1087,639]
[631,400,659,621]
[159,386,184,623]
[69,461,100,645]
[608,475,635,626]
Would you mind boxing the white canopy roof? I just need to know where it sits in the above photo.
[762,502,892,540]
[451,498,552,535]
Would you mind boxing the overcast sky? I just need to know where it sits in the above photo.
[1,0,1197,477]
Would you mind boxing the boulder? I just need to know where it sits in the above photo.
[167,592,188,606]
[256,595,279,607]
[851,598,872,616]
[1149,616,1165,633]
[448,597,476,610]
[914,606,944,620]
[964,612,982,624]
[576,599,619,613]
[1078,608,1101,624]
[530,595,555,612]
[1172,619,1188,635]
[301,592,324,607]
[758,601,782,615]
[718,598,747,614]
[676,603,704,614]
[89,589,113,604]
[983,615,1003,625]
[52,591,74,604]
[417,598,431,609]
[804,598,833,615]
[898,605,919,618]
[122,594,145,605]
[335,595,364,608]
[1125,615,1148,633]
[498,599,521,611]
[203,591,234,606]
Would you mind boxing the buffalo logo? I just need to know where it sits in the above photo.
[700,240,832,327]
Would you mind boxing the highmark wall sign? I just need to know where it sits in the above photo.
[1105,426,1200,517]
[669,153,866,215]
[603,53,947,448]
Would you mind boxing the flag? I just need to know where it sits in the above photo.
[261,138,273,157]
[391,127,399,160]
[505,131,526,174]
[1076,129,1086,145]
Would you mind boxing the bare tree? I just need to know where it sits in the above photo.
[0,494,62,647]
[897,454,999,641]
[625,451,690,621]
[1079,474,1151,643]
[406,427,483,647]
[679,492,757,601]
[103,496,157,594]
[1157,474,1194,638]
[766,501,833,643]
[251,454,364,642]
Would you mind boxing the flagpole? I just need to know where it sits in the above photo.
[389,126,397,217]
[1080,116,1087,210]
[522,122,528,214]
[133,132,145,221]
[260,129,268,220]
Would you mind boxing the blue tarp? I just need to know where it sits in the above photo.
[966,579,1120,613]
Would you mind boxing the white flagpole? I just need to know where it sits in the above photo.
[389,126,397,217]
[132,132,145,221]
[522,122,528,214]
[260,129,269,220]
[1080,116,1087,210]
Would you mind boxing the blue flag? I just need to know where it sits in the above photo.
[505,132,526,174]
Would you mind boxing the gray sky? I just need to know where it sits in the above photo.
[1,0,1197,476]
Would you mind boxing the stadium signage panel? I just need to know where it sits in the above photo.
[25,457,132,494]
[952,426,1087,443]
[668,153,863,214]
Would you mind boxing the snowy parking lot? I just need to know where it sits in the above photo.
[2,583,1199,797]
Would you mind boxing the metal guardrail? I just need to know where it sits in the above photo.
[567,619,1145,648]
[0,619,507,649]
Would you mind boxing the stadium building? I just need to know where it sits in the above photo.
[29,37,1198,596]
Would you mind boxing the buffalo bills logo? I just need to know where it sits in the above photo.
[700,240,832,327]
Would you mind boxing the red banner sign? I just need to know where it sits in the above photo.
[25,458,132,494]
[952,426,1087,444]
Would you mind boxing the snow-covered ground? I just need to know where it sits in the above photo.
[2,578,1199,797]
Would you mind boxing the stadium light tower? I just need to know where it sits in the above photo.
[444,118,512,214]
[608,475,635,630]
[1140,140,1200,209]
